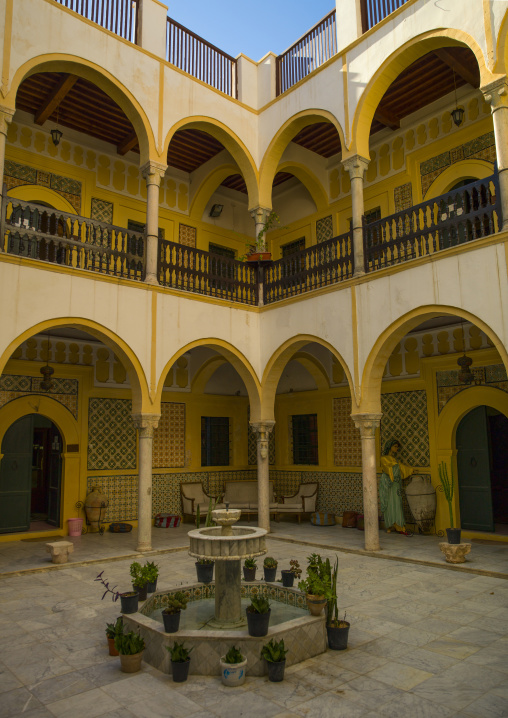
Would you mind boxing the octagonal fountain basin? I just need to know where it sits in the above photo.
[122,582,327,676]
[187,524,267,560]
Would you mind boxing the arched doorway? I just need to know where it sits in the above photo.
[457,405,508,534]
[0,414,63,533]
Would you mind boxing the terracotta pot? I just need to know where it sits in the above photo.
[342,511,357,528]
[119,651,143,673]
[84,486,108,533]
[246,251,271,262]
[405,475,436,533]
[306,594,326,616]
[107,637,119,656]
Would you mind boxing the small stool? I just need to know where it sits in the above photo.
[46,541,74,564]
[311,512,336,526]
[439,542,471,564]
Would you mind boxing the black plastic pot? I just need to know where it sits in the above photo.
[243,566,256,582]
[133,583,148,601]
[281,570,294,588]
[162,610,181,633]
[326,622,350,650]
[446,528,461,544]
[171,658,190,682]
[120,591,139,614]
[246,607,271,637]
[195,562,214,583]
[263,566,277,582]
[146,579,157,593]
[266,659,285,682]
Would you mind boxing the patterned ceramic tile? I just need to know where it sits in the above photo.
[4,159,82,212]
[86,475,137,522]
[394,183,413,212]
[4,160,37,183]
[316,215,333,243]
[437,365,508,412]
[179,223,196,247]
[0,374,78,418]
[87,398,136,470]
[270,470,363,515]
[153,402,185,468]
[90,197,114,224]
[333,397,362,466]
[380,390,430,466]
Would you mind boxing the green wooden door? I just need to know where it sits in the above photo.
[456,406,494,532]
[0,416,33,533]
[47,426,62,526]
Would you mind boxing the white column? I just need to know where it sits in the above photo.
[250,421,275,531]
[249,206,271,249]
[352,413,382,551]
[482,78,508,230]
[342,154,369,276]
[0,108,15,252]
[141,161,166,285]
[132,413,160,552]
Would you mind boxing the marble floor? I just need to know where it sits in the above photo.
[0,524,507,717]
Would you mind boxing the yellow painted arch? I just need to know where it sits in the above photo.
[0,395,80,448]
[425,160,494,199]
[156,339,262,420]
[164,117,259,209]
[259,110,345,209]
[361,306,508,413]
[494,9,508,74]
[0,318,151,414]
[7,54,157,164]
[191,356,228,393]
[262,335,356,423]
[350,29,497,160]
[189,163,240,220]
[7,185,77,213]
[290,352,330,391]
[277,162,328,212]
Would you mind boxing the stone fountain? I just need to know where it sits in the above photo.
[187,508,266,628]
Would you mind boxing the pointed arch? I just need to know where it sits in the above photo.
[189,163,241,220]
[276,162,328,211]
[6,185,78,213]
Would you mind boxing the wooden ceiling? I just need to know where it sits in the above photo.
[15,47,479,195]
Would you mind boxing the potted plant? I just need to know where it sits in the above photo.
[438,461,461,544]
[261,638,288,682]
[281,559,301,588]
[162,591,188,633]
[114,630,145,673]
[244,211,282,262]
[325,556,350,650]
[298,553,330,616]
[195,557,214,584]
[167,641,192,682]
[145,561,159,593]
[246,595,270,637]
[130,561,150,601]
[95,571,138,614]
[220,645,247,686]
[243,557,257,581]
[263,556,278,582]
[105,616,123,656]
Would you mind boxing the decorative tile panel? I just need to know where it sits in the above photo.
[380,390,430,466]
[90,197,114,224]
[4,159,82,212]
[86,475,137,522]
[87,398,136,470]
[0,374,78,419]
[152,402,185,468]
[333,397,362,466]
[436,364,508,412]
[316,215,333,243]
[394,183,413,212]
[179,224,196,247]
[270,470,363,515]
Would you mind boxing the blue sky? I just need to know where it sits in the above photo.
[159,1,335,61]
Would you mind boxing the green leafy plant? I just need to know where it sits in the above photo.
[247,595,270,614]
[298,553,332,597]
[438,461,455,528]
[162,591,188,614]
[195,504,201,528]
[223,646,244,664]
[145,561,159,583]
[325,556,340,627]
[167,641,193,663]
[289,560,302,578]
[261,638,288,663]
[263,556,277,569]
[114,630,145,655]
[105,616,123,639]
[129,561,150,588]
[196,557,214,565]
[244,557,257,569]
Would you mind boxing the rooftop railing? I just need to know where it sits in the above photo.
[276,10,337,96]
[166,17,238,98]
[360,0,411,33]
[53,0,139,43]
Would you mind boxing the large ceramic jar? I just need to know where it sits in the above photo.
[405,475,436,534]
[84,486,108,532]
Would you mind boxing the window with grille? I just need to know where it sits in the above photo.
[201,417,230,466]
[292,414,318,465]
[127,219,164,239]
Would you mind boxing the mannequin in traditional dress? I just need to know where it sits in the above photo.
[379,439,416,536]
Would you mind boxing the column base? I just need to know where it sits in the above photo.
[136,542,153,552]
[144,274,159,286]
[353,268,365,278]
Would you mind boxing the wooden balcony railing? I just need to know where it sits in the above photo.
[263,230,354,304]
[360,0,411,33]
[53,0,139,43]
[166,17,238,98]
[158,240,258,304]
[276,10,337,96]
[1,196,145,281]
[363,175,501,273]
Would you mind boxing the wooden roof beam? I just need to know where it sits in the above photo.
[117,132,139,155]
[433,49,479,88]
[34,74,78,125]
[373,108,400,130]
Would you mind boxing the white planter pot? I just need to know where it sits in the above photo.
[405,475,436,533]
[220,656,247,686]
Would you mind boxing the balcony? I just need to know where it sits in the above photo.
[1,175,500,304]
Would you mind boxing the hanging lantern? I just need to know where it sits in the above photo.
[457,353,474,384]
[50,128,63,146]
[451,107,464,127]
